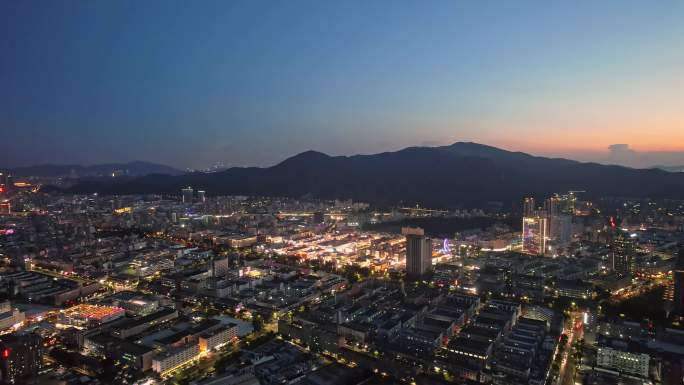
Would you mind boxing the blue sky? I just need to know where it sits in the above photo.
[2,1,683,168]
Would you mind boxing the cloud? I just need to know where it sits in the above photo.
[605,144,684,168]
[608,144,636,154]
[607,144,639,166]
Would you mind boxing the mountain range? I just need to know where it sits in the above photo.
[654,165,684,173]
[3,161,183,178]
[56,142,684,208]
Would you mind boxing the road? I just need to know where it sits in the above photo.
[610,274,668,302]
[558,313,584,385]
[28,265,90,284]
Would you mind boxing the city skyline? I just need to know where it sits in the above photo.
[2,140,684,171]
[3,2,684,384]
[2,1,684,169]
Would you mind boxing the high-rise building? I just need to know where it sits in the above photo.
[523,197,535,217]
[544,196,561,215]
[548,214,572,247]
[403,227,432,278]
[197,190,206,203]
[0,201,9,216]
[561,192,577,214]
[544,193,577,216]
[0,333,44,384]
[181,187,194,204]
[0,173,11,194]
[522,216,547,255]
[671,248,684,318]
[527,195,576,255]
[313,211,325,225]
[211,257,230,278]
[612,231,636,275]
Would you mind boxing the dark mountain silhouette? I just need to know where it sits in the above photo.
[4,161,183,178]
[654,165,684,173]
[59,142,684,208]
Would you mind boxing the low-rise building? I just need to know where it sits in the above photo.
[111,307,178,338]
[199,324,238,352]
[555,279,593,299]
[152,342,199,375]
[596,346,649,378]
[0,301,25,331]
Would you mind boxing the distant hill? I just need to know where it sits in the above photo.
[60,142,684,208]
[5,161,183,178]
[653,165,684,173]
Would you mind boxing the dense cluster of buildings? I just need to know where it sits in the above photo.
[521,193,579,256]
[0,183,684,384]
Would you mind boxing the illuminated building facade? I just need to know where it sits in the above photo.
[0,302,25,331]
[198,324,238,352]
[522,216,547,256]
[611,231,636,275]
[0,333,44,384]
[544,193,576,215]
[0,201,9,216]
[0,173,12,196]
[672,248,684,318]
[522,194,578,255]
[152,343,199,374]
[63,304,126,326]
[596,347,649,378]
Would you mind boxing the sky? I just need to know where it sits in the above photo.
[1,1,683,169]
